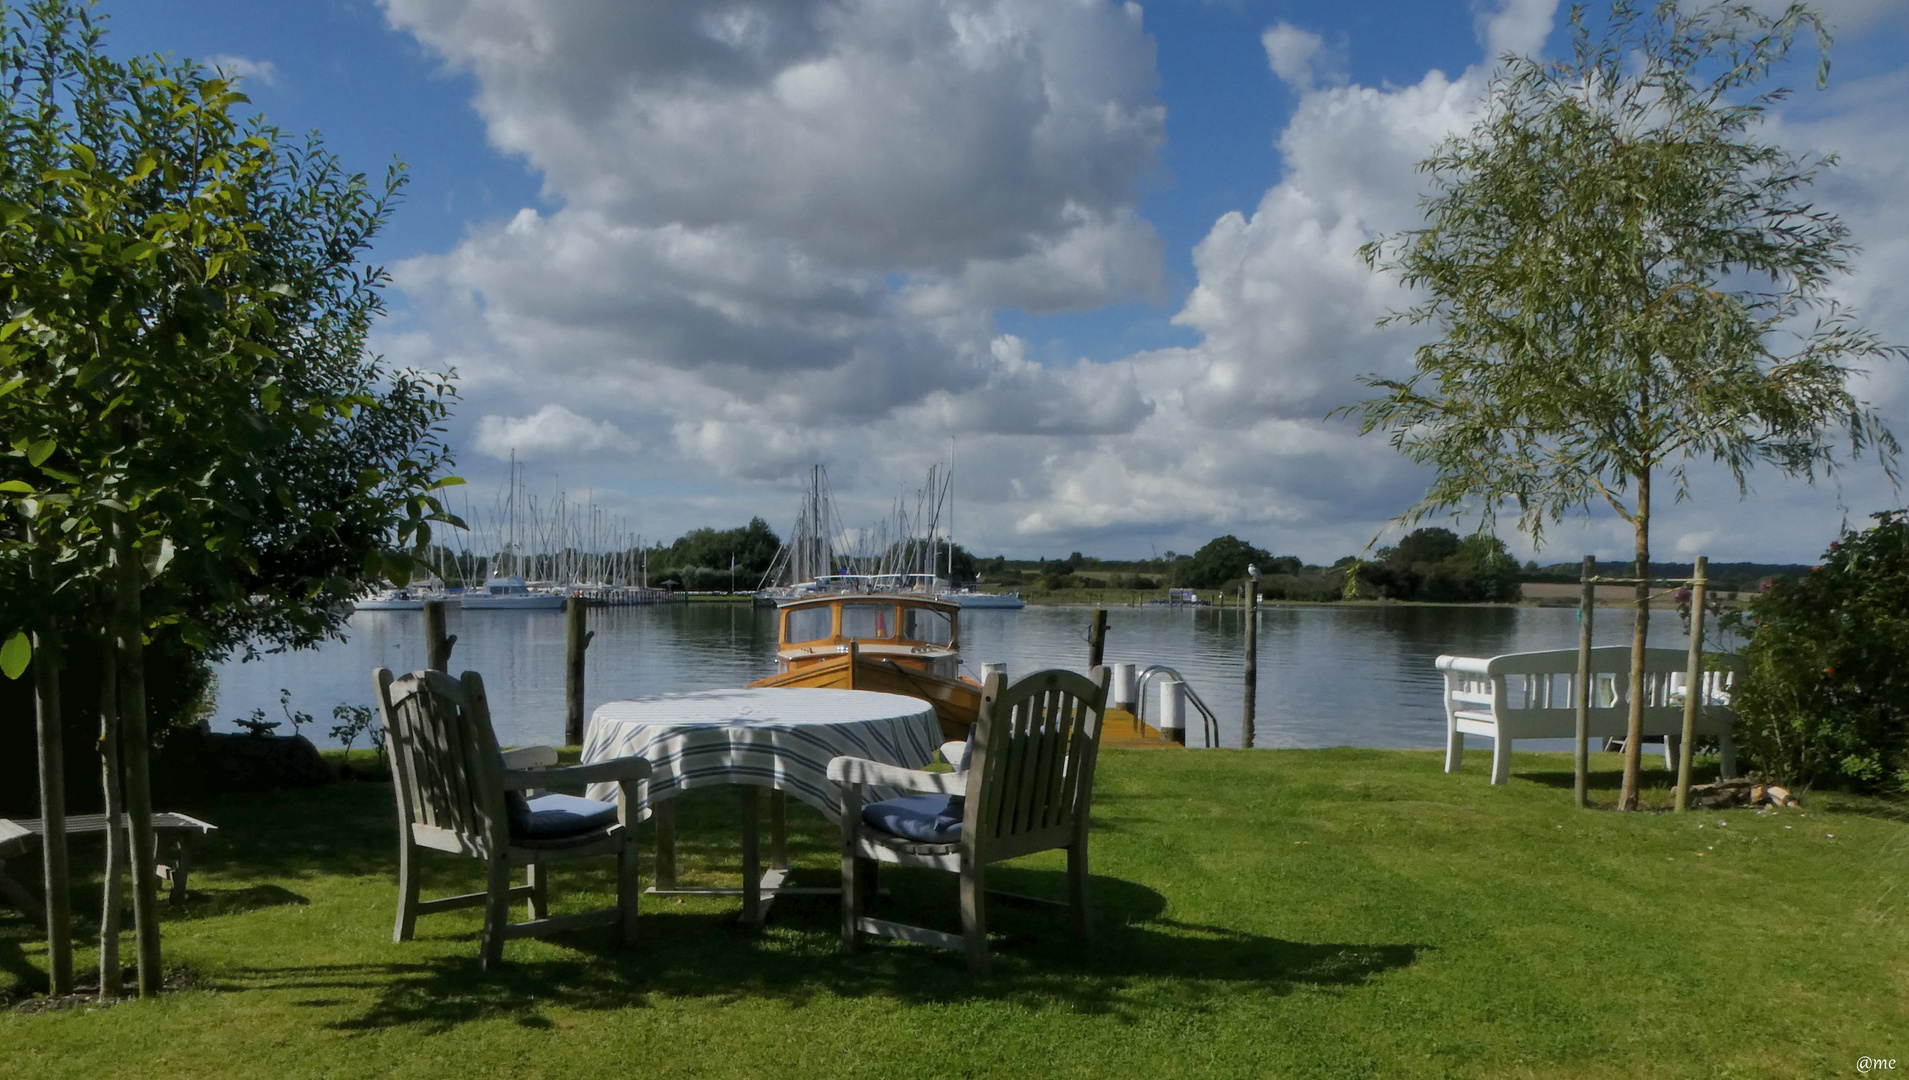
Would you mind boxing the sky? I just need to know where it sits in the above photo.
[100,0,1909,565]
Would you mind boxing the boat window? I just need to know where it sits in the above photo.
[841,603,895,640]
[785,606,832,644]
[901,606,953,645]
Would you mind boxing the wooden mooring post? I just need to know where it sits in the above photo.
[1243,569,1259,750]
[423,600,456,672]
[1574,556,1594,809]
[1675,556,1709,812]
[565,596,596,747]
[1087,608,1107,670]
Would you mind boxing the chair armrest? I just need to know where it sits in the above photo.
[500,746,559,770]
[502,756,651,791]
[827,756,966,795]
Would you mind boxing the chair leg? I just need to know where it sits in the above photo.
[617,838,640,946]
[526,861,548,920]
[960,861,988,975]
[1445,724,1463,773]
[393,836,421,943]
[840,845,862,955]
[480,857,511,972]
[168,835,192,904]
[1490,736,1511,785]
[1067,843,1091,945]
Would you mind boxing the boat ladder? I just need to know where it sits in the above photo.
[1132,665,1220,748]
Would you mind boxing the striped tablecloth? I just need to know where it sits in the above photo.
[580,688,942,819]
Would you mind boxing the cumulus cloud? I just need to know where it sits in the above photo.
[207,54,281,87]
[474,404,638,459]
[1261,22,1342,91]
[382,0,1170,483]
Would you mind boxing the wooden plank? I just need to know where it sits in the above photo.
[858,916,965,952]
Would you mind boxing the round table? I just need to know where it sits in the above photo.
[580,687,943,922]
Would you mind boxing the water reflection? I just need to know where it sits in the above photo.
[214,602,1651,749]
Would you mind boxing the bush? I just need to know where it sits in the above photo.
[1726,510,1909,793]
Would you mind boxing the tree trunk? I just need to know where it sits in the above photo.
[1620,468,1651,811]
[111,513,163,996]
[31,621,73,996]
[97,623,127,998]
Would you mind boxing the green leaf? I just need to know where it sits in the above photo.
[1,632,30,680]
[0,480,34,494]
[26,438,54,467]
[428,475,466,491]
[0,375,26,398]
[122,239,158,261]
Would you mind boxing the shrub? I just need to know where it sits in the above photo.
[1726,510,1909,793]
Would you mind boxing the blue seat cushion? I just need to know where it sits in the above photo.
[511,793,619,841]
[861,793,964,844]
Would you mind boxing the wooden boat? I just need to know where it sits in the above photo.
[748,592,981,739]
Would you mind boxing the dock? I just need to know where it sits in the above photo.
[1101,707,1183,749]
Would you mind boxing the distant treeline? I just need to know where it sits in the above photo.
[1520,560,1815,593]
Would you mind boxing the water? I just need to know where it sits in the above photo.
[211,602,1661,750]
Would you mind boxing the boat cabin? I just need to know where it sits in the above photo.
[773,593,961,680]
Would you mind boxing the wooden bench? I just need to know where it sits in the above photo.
[0,812,216,923]
[1436,646,1740,785]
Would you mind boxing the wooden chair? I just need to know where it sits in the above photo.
[374,668,651,971]
[828,666,1109,973]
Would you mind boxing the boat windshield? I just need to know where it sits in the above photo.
[841,603,895,640]
[902,606,953,645]
[786,606,832,644]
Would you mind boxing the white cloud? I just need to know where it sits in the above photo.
[1261,23,1330,91]
[206,54,281,87]
[1472,0,1556,61]
[474,404,637,459]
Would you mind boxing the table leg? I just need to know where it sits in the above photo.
[740,786,761,924]
[770,789,788,871]
[652,799,677,892]
[0,859,46,924]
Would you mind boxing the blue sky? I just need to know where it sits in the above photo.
[103,1,1909,564]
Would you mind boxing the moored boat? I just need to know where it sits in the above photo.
[748,591,981,738]
[459,574,567,610]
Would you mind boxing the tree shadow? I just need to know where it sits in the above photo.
[1517,760,1720,792]
[210,868,1422,1034]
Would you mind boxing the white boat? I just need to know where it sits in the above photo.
[940,588,1025,609]
[459,575,566,610]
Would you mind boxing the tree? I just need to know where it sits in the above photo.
[1345,1,1904,808]
[1185,535,1273,589]
[1,0,458,995]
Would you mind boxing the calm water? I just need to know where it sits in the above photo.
[211,602,1656,750]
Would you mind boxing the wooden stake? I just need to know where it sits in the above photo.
[1243,583,1258,750]
[565,596,595,746]
[1087,608,1107,669]
[1675,556,1708,812]
[96,625,125,998]
[1574,556,1594,809]
[423,600,455,672]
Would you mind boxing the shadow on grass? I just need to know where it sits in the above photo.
[1517,761,1720,792]
[208,867,1422,1033]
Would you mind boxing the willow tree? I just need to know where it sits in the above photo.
[2,0,459,996]
[1345,1,1904,809]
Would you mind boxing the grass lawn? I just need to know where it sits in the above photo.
[3,748,1903,1078]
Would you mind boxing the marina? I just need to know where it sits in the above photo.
[211,601,1658,751]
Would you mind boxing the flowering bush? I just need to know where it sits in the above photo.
[1725,511,1909,792]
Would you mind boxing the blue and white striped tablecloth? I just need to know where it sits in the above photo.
[580,688,942,819]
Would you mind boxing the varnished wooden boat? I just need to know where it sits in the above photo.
[748,592,982,739]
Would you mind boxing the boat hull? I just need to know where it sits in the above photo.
[459,594,567,610]
[749,655,981,739]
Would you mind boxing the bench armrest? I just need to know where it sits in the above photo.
[502,756,651,791]
[827,756,967,795]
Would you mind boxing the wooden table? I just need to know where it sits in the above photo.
[0,812,216,922]
[581,688,942,923]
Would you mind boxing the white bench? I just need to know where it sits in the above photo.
[1436,645,1740,785]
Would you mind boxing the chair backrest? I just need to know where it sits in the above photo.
[964,667,1110,858]
[374,668,510,856]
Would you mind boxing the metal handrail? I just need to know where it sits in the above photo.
[1132,665,1220,748]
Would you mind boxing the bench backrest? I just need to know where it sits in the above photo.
[1438,646,1741,719]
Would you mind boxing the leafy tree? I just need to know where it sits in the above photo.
[1725,511,1909,793]
[1345,1,1903,808]
[1,0,457,994]
[1184,535,1274,589]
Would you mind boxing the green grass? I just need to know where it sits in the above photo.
[4,749,1905,1078]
